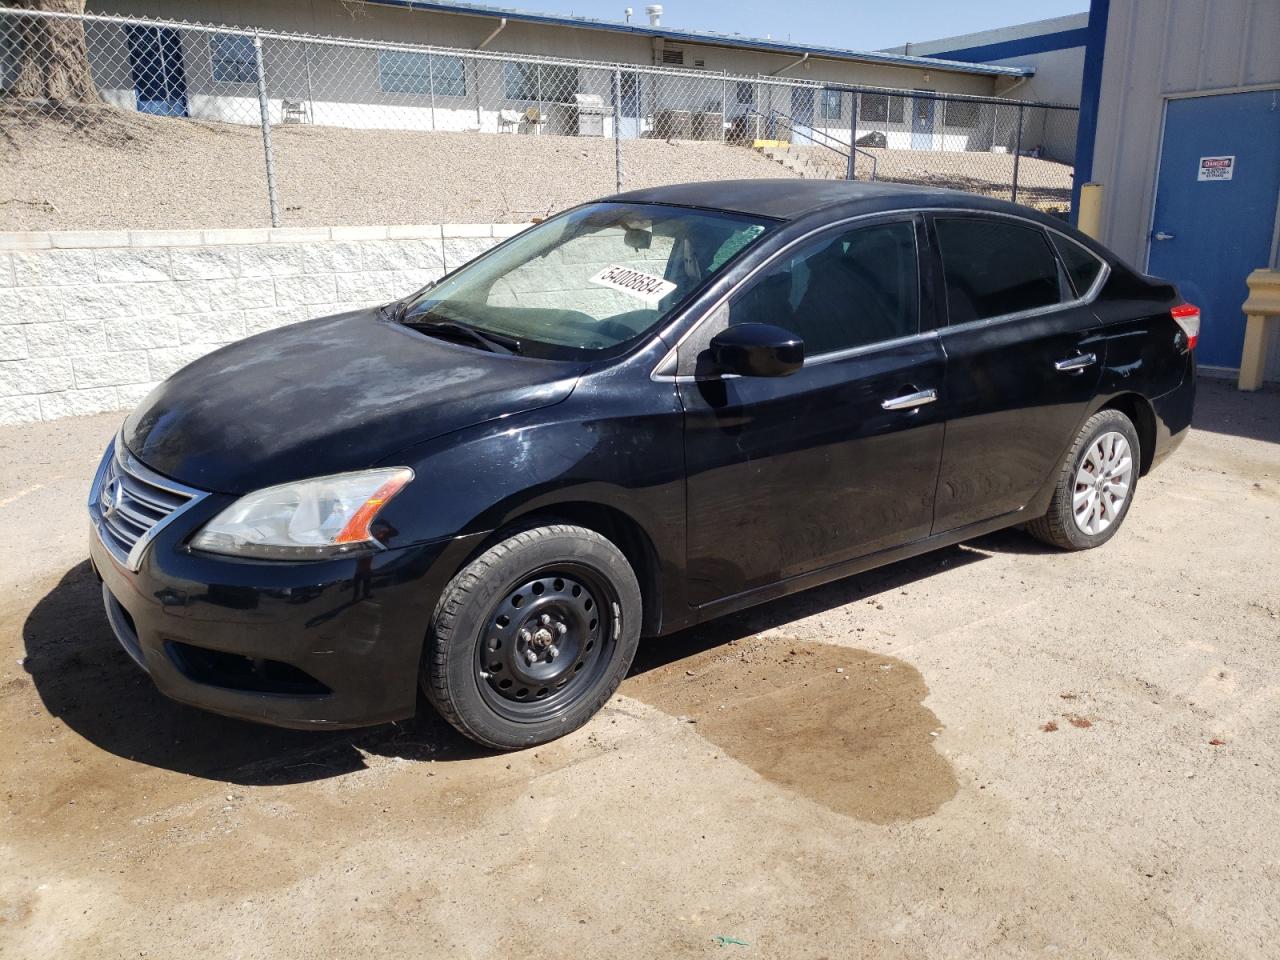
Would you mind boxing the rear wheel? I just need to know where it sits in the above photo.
[423,524,641,750]
[1026,409,1140,551]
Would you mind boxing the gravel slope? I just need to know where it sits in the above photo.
[1,103,795,230]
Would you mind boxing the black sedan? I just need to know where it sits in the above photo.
[89,180,1197,750]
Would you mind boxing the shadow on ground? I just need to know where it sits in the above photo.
[1193,377,1280,445]
[24,534,1010,787]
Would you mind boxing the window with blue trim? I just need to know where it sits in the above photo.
[210,33,256,85]
[378,51,467,97]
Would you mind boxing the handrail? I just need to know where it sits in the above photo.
[747,108,878,181]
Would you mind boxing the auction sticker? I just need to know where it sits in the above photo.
[589,264,677,304]
[1197,156,1235,181]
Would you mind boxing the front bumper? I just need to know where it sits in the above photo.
[89,476,485,730]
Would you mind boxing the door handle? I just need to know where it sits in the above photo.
[1054,352,1097,374]
[1154,231,1175,241]
[881,388,938,411]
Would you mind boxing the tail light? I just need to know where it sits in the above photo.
[1171,303,1200,350]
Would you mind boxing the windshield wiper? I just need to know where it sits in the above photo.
[401,316,521,355]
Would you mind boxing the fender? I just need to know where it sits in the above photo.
[372,374,690,633]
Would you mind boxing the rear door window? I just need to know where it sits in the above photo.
[934,217,1067,324]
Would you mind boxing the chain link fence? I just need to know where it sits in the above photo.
[1,7,1079,231]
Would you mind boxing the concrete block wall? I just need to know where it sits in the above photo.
[0,224,527,426]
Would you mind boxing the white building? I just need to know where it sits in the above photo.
[76,0,1038,149]
[882,14,1089,164]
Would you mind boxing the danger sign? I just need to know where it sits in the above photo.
[1197,156,1235,181]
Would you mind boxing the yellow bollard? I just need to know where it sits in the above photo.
[1076,183,1104,241]
[1239,269,1280,391]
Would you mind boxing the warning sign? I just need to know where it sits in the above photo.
[1197,156,1235,182]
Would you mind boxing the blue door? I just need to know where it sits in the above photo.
[1148,89,1280,370]
[911,92,936,150]
[125,26,188,117]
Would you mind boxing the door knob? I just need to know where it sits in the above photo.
[1154,231,1175,241]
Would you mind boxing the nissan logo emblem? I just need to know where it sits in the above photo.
[100,476,123,519]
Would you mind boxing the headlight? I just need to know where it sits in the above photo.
[190,467,414,560]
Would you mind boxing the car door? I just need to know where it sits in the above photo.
[929,214,1107,533]
[675,215,947,608]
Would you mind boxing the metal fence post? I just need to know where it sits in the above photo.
[428,50,437,130]
[303,42,315,124]
[253,34,281,228]
[721,73,728,142]
[1011,102,1024,205]
[847,91,859,180]
[612,67,623,194]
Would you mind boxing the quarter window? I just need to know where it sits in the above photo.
[1050,233,1105,298]
[730,220,920,356]
[935,217,1065,324]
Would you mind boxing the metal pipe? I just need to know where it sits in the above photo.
[769,51,809,77]
[476,17,507,49]
[252,34,281,228]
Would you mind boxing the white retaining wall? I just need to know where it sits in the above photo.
[0,224,527,426]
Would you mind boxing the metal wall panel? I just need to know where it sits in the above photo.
[1091,0,1280,272]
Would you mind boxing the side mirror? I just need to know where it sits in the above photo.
[709,323,804,378]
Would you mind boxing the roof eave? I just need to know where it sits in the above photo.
[364,0,1035,78]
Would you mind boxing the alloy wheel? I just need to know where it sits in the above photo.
[1072,430,1134,536]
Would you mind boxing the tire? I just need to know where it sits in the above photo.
[1026,409,1141,551]
[423,523,642,750]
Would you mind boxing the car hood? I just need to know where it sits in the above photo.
[123,309,582,494]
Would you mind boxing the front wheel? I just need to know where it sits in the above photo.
[1026,409,1141,551]
[423,524,642,750]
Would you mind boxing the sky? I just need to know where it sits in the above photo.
[488,0,1091,50]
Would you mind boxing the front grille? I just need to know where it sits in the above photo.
[90,437,207,571]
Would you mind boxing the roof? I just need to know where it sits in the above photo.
[366,1,1034,78]
[612,179,1006,221]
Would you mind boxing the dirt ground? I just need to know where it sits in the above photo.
[1,103,793,230]
[2,104,1069,231]
[0,378,1278,959]
[789,145,1073,211]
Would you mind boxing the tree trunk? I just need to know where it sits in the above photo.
[10,0,100,104]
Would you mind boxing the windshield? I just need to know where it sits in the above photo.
[399,202,773,360]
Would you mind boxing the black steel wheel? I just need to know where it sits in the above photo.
[423,524,641,750]
[476,565,616,723]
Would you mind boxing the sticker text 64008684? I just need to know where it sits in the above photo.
[589,264,678,305]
